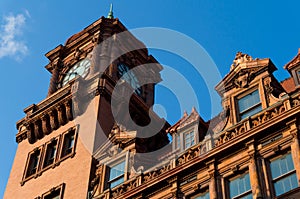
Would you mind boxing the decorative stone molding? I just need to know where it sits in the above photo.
[230,52,254,70]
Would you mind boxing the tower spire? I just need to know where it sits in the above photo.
[107,3,114,19]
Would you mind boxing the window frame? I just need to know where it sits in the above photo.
[21,126,78,185]
[268,152,298,197]
[184,130,196,150]
[22,146,44,183]
[173,125,199,153]
[236,88,262,121]
[60,127,78,161]
[104,151,129,190]
[191,189,210,199]
[41,183,65,199]
[42,137,60,170]
[227,172,252,199]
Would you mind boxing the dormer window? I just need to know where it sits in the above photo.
[184,131,195,150]
[237,89,262,120]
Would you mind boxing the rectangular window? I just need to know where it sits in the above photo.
[229,173,252,199]
[109,161,125,188]
[43,140,58,168]
[238,89,262,120]
[193,191,210,199]
[270,153,298,196]
[184,131,195,150]
[61,130,75,158]
[41,183,65,199]
[25,149,41,178]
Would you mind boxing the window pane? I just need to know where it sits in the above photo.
[110,177,124,189]
[240,105,262,119]
[238,90,262,119]
[184,131,195,149]
[271,153,298,196]
[238,90,260,112]
[229,173,251,199]
[62,131,75,157]
[26,150,40,177]
[194,191,209,199]
[274,173,298,196]
[44,141,57,167]
[109,161,125,180]
[271,153,295,179]
[239,193,252,199]
[44,189,60,199]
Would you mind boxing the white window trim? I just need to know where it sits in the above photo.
[103,151,130,189]
[173,125,199,152]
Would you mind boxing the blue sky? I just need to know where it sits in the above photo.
[1,0,300,197]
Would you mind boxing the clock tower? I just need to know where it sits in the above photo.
[4,10,167,199]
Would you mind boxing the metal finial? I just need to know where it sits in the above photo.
[107,3,114,19]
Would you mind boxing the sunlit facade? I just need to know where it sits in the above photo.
[4,11,300,199]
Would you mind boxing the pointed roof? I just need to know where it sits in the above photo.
[167,107,207,133]
[215,52,276,96]
[284,48,300,70]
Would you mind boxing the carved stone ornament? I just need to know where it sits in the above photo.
[233,71,254,88]
[230,52,253,70]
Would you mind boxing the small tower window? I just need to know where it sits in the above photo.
[43,140,58,168]
[25,149,41,178]
[61,130,75,158]
[237,89,262,120]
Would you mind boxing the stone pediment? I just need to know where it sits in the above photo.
[167,107,207,134]
[284,48,300,70]
[216,52,276,96]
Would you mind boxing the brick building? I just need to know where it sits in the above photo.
[4,10,300,199]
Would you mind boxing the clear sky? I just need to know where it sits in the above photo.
[1,0,300,197]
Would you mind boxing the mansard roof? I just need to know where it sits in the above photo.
[281,77,296,94]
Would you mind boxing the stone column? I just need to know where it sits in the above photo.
[249,157,262,198]
[47,60,60,96]
[247,142,262,199]
[209,172,217,199]
[207,159,217,199]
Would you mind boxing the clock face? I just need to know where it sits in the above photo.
[62,59,91,86]
[117,63,142,96]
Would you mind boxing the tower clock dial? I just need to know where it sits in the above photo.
[118,63,142,96]
[62,59,91,86]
